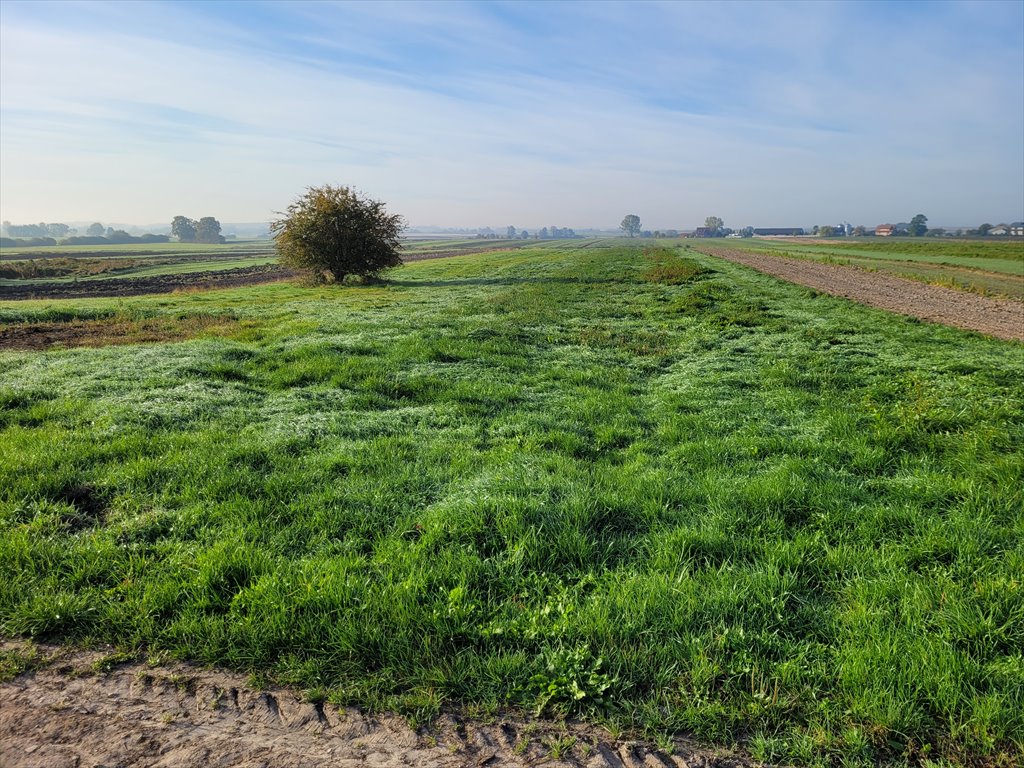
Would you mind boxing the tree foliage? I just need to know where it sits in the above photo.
[271,185,404,283]
[172,215,224,243]
[909,214,928,237]
[620,214,641,237]
[704,216,724,235]
[196,216,224,244]
[5,222,70,238]
[171,216,197,242]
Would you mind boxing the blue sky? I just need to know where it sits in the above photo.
[1,0,1022,229]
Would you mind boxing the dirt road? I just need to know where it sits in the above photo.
[695,245,1024,341]
[0,642,755,768]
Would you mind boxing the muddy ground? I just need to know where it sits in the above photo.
[696,245,1024,341]
[0,641,757,768]
[0,315,243,351]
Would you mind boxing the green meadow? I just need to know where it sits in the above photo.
[1,242,1022,766]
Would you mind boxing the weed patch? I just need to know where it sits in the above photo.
[640,248,709,285]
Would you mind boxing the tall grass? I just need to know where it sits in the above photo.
[1,243,1022,766]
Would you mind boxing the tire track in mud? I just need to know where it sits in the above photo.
[1,642,762,768]
[695,244,1024,341]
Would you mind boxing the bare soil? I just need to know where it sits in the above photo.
[696,245,1024,341]
[0,641,758,768]
[0,315,242,351]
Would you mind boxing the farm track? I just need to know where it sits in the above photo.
[697,245,1024,341]
[0,642,757,768]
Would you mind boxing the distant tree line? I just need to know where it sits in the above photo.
[807,215,1018,238]
[0,237,60,247]
[0,220,170,248]
[0,216,228,248]
[476,225,578,240]
[2,222,72,238]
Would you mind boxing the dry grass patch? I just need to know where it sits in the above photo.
[0,313,243,351]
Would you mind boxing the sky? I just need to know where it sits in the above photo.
[1,0,1022,230]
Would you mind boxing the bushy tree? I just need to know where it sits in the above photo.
[271,185,404,283]
[195,216,223,244]
[86,222,105,237]
[909,214,928,237]
[171,215,197,242]
[704,216,724,235]
[620,214,641,237]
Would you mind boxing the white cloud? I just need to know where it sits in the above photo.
[1,1,1021,228]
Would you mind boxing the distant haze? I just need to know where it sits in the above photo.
[2,1,1022,230]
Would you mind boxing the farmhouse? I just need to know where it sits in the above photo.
[875,224,895,236]
[989,225,1010,236]
[1011,222,1024,236]
[752,227,804,236]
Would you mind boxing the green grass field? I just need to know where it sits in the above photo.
[734,238,1024,299]
[1,242,1022,766]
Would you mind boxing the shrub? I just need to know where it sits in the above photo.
[270,185,404,283]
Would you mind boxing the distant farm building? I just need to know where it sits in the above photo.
[752,228,805,236]
[1011,222,1024,236]
[989,225,1010,236]
[875,224,896,236]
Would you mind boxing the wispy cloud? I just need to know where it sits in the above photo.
[1,0,1021,227]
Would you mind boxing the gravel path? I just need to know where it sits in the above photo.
[0,642,759,768]
[695,245,1024,341]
